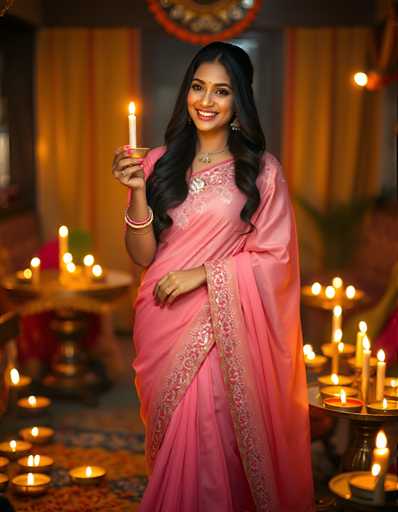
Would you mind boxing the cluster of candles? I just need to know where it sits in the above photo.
[310,276,357,301]
[0,367,107,495]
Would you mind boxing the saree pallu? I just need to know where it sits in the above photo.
[133,147,315,512]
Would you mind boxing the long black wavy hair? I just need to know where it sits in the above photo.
[146,41,266,242]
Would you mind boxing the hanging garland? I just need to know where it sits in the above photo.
[147,0,262,45]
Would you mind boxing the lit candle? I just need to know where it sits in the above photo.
[19,426,55,444]
[355,321,367,367]
[366,398,398,414]
[311,282,321,296]
[66,262,76,274]
[345,285,356,299]
[18,453,54,473]
[372,430,390,476]
[318,372,353,386]
[325,286,335,300]
[332,305,342,341]
[58,225,69,271]
[376,349,386,401]
[16,268,33,283]
[83,254,95,279]
[91,264,104,282]
[69,465,107,485]
[11,472,51,496]
[17,395,51,413]
[9,368,32,391]
[323,388,363,412]
[30,257,41,286]
[361,335,371,402]
[0,440,32,460]
[332,276,343,290]
[128,102,137,148]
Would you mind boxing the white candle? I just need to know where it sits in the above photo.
[128,102,137,148]
[355,321,367,367]
[372,430,390,475]
[376,349,386,401]
[30,257,41,286]
[332,305,342,341]
[58,226,69,271]
[361,335,371,402]
[331,328,342,374]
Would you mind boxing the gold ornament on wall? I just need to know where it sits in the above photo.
[147,0,262,44]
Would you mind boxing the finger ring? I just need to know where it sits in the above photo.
[121,170,126,177]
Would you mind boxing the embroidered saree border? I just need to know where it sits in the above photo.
[205,259,272,512]
[147,303,214,470]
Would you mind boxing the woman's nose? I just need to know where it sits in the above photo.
[200,90,214,106]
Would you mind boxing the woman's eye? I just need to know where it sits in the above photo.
[191,83,202,91]
[216,88,230,96]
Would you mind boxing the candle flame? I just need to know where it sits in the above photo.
[9,440,16,450]
[325,286,335,299]
[333,329,343,343]
[382,398,388,409]
[34,455,40,465]
[28,395,37,406]
[345,285,356,299]
[359,321,367,333]
[27,455,34,466]
[10,368,20,385]
[66,262,76,273]
[307,351,316,361]
[303,344,313,356]
[83,254,94,267]
[371,463,381,477]
[354,71,368,87]
[85,466,92,477]
[23,268,32,279]
[331,373,339,385]
[58,225,68,237]
[376,430,387,449]
[362,335,370,351]
[30,257,41,268]
[340,389,347,404]
[390,379,397,388]
[332,277,343,289]
[333,305,342,317]
[27,472,34,485]
[377,349,385,363]
[63,252,73,265]
[31,427,39,437]
[311,282,321,295]
[338,342,344,353]
[128,102,136,115]
[92,264,103,278]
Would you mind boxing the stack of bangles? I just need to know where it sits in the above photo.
[125,207,154,233]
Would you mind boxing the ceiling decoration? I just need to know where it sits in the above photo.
[147,0,262,45]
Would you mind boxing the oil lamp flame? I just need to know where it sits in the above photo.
[340,389,347,404]
[325,286,335,299]
[85,466,92,477]
[331,373,339,385]
[9,440,16,451]
[10,368,20,385]
[27,472,34,485]
[371,463,381,477]
[375,430,387,449]
[338,342,344,353]
[332,277,343,289]
[28,396,37,406]
[31,427,39,437]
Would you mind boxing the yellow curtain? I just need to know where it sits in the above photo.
[282,28,381,273]
[36,28,141,273]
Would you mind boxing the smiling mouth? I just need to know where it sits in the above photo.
[196,110,218,121]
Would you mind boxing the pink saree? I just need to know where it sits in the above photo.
[132,147,314,512]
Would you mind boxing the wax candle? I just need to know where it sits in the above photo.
[372,430,390,475]
[11,472,51,495]
[320,385,357,399]
[18,454,54,473]
[355,321,367,367]
[311,282,321,295]
[19,426,54,445]
[367,398,398,414]
[30,257,41,286]
[323,388,363,412]
[128,102,137,148]
[58,225,69,271]
[318,373,353,386]
[9,368,32,391]
[332,305,342,341]
[376,349,386,401]
[361,335,371,402]
[69,465,106,485]
[0,440,32,461]
[17,395,51,413]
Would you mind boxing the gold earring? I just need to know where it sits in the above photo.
[230,118,240,131]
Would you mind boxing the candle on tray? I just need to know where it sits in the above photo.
[128,102,137,148]
[30,257,41,287]
[311,282,322,296]
[18,454,54,473]
[0,440,32,461]
[17,395,51,413]
[19,426,54,445]
[376,350,386,401]
[372,430,390,475]
[11,472,51,496]
[69,465,106,485]
[58,225,69,271]
[318,373,353,386]
[323,388,363,412]
[9,368,32,391]
[91,264,104,282]
[332,276,343,291]
[355,321,367,367]
[0,473,8,492]
[367,398,398,414]
[361,335,371,403]
[320,385,357,399]
[345,285,356,299]
[83,254,95,279]
[325,285,336,300]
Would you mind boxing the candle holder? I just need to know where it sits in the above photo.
[321,343,355,358]
[0,456,10,471]
[0,473,9,492]
[0,440,32,461]
[128,147,150,159]
[18,454,54,473]
[323,396,364,413]
[11,472,51,496]
[17,395,51,414]
[349,472,398,504]
[69,465,106,485]
[19,426,55,445]
[304,354,327,370]
[318,374,354,386]
[320,385,358,399]
[366,400,398,415]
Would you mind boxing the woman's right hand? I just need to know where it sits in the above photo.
[112,145,146,190]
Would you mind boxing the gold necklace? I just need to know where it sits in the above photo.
[196,144,228,164]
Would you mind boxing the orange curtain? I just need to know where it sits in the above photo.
[36,28,141,273]
[282,27,381,273]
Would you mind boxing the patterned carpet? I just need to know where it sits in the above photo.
[4,428,148,512]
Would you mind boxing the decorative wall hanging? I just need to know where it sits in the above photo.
[147,0,262,45]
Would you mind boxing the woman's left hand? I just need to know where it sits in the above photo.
[154,266,207,306]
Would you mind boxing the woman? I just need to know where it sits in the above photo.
[113,42,314,512]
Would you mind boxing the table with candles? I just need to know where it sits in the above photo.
[1,225,132,399]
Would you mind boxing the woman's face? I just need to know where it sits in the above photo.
[187,60,234,135]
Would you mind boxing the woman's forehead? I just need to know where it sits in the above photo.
[193,61,231,85]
